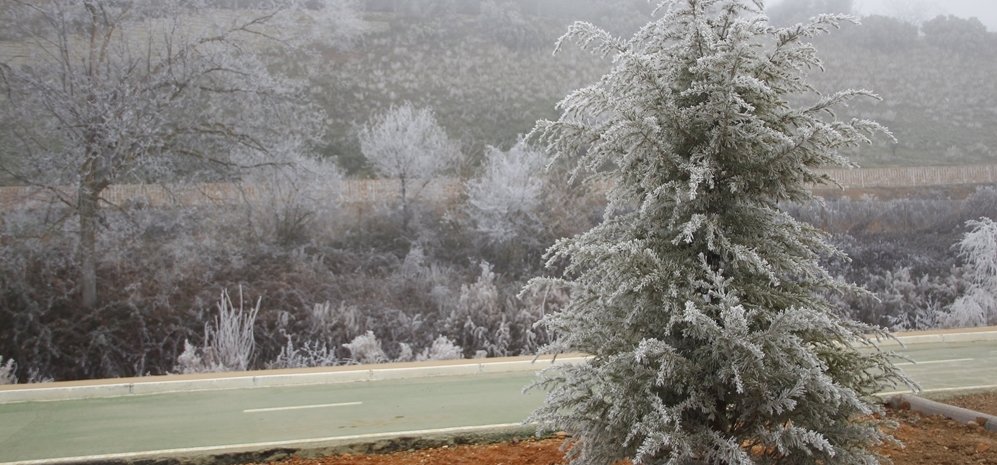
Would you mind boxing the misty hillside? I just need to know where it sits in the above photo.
[310,2,997,171]
[1,1,992,173]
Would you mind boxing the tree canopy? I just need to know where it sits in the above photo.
[0,0,340,307]
[526,1,909,463]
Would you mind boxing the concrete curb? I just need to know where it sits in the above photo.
[877,329,997,347]
[1,424,541,465]
[1,328,994,404]
[0,356,590,404]
[885,394,997,432]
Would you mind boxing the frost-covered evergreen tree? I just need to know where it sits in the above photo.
[525,1,910,464]
[945,217,997,327]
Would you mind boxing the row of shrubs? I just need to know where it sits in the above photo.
[3,172,996,383]
[0,147,595,383]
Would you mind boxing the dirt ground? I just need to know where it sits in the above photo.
[944,391,997,417]
[257,393,997,465]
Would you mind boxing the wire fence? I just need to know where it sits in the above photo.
[3,164,997,212]
[0,179,463,212]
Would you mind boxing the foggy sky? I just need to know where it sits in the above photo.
[770,0,997,30]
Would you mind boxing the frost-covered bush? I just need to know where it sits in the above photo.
[396,343,416,362]
[945,217,997,327]
[447,262,507,356]
[524,2,909,464]
[267,337,340,369]
[176,288,260,373]
[342,331,388,364]
[358,103,461,229]
[0,356,16,385]
[831,266,956,331]
[243,154,344,248]
[304,302,363,346]
[417,335,464,361]
[466,140,547,246]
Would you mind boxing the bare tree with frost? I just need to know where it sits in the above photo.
[358,103,461,231]
[524,1,910,464]
[944,217,997,327]
[467,138,547,245]
[0,0,352,308]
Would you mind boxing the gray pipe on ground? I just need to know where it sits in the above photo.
[886,394,997,432]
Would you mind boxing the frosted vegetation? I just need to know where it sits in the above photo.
[176,288,260,374]
[467,139,548,246]
[0,356,16,385]
[523,0,909,462]
[359,103,461,230]
[945,217,997,327]
[0,0,994,385]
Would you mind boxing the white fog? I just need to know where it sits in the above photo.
[2,2,997,464]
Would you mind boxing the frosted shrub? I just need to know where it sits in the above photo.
[524,1,910,464]
[396,343,416,362]
[449,262,502,354]
[358,103,461,230]
[280,0,369,51]
[398,246,431,281]
[342,331,387,364]
[308,301,362,344]
[457,262,501,319]
[417,336,463,361]
[396,246,455,310]
[245,153,344,247]
[176,288,260,373]
[267,337,339,369]
[945,217,997,327]
[175,340,205,375]
[467,139,547,245]
[204,288,260,372]
[486,318,512,357]
[0,356,16,385]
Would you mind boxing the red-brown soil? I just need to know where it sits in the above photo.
[257,394,997,465]
[944,392,997,417]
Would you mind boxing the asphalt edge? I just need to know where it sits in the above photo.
[1,424,542,465]
[874,329,997,348]
[2,329,995,404]
[0,357,590,404]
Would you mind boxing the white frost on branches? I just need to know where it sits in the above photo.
[342,330,388,364]
[0,0,343,307]
[945,217,997,327]
[176,288,260,374]
[358,103,460,227]
[466,139,547,245]
[417,335,464,361]
[524,1,910,464]
[0,356,16,385]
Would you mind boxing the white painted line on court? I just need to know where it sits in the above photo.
[0,423,528,465]
[895,358,975,367]
[877,384,997,397]
[243,401,363,414]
